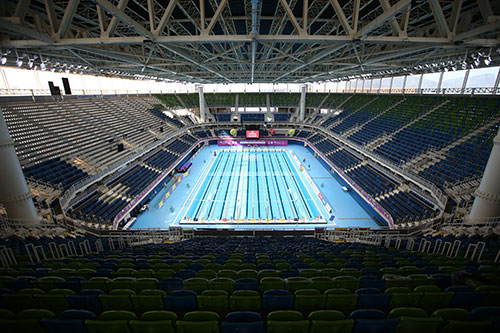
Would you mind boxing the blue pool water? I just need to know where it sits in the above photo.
[184,149,322,222]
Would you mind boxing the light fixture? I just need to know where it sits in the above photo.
[484,56,492,66]
[28,60,33,68]
[1,56,6,64]
[16,59,23,67]
[40,62,46,70]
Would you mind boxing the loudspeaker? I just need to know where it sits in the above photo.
[117,143,124,152]
[48,81,61,96]
[62,77,72,95]
[160,126,164,133]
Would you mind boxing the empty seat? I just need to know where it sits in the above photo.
[164,290,197,312]
[262,289,294,312]
[221,311,264,333]
[267,310,309,333]
[86,310,137,333]
[176,311,220,333]
[308,310,354,333]
[129,311,177,333]
[230,290,261,312]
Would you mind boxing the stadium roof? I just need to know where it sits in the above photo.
[0,0,499,83]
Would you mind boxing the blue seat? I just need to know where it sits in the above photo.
[262,289,294,311]
[158,278,183,291]
[164,289,197,311]
[56,276,86,293]
[5,276,36,291]
[355,288,391,309]
[221,311,265,333]
[352,318,399,333]
[66,289,104,313]
[174,270,196,280]
[359,276,386,290]
[234,278,259,291]
[42,309,96,333]
[349,309,386,320]
[446,286,486,308]
[279,270,300,279]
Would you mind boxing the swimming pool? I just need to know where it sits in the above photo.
[182,148,326,223]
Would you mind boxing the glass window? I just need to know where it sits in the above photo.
[421,72,441,89]
[466,66,499,88]
[441,70,466,89]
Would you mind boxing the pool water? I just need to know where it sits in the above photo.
[183,148,323,223]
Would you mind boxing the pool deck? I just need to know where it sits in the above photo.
[129,144,381,230]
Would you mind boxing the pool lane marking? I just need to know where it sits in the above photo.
[285,149,325,220]
[174,148,217,224]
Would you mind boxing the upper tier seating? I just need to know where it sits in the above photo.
[241,114,265,123]
[374,97,500,164]
[346,165,399,198]
[214,114,231,122]
[1,96,168,169]
[274,113,292,122]
[205,94,235,107]
[177,94,199,108]
[269,93,300,107]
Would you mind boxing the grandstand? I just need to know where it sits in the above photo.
[1,0,500,332]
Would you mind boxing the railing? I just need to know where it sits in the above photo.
[1,87,499,99]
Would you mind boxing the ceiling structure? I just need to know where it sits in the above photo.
[0,0,499,83]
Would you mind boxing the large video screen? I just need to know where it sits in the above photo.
[246,130,260,139]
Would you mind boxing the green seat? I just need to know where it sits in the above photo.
[396,316,444,333]
[321,268,340,278]
[229,290,261,312]
[222,264,239,270]
[133,269,154,278]
[196,270,217,279]
[475,285,500,306]
[340,268,362,278]
[2,288,44,313]
[308,310,353,333]
[386,287,423,308]
[217,270,238,280]
[77,269,96,279]
[388,307,427,319]
[154,269,175,280]
[415,285,454,312]
[237,269,258,279]
[133,278,158,293]
[408,274,436,289]
[107,277,136,291]
[276,263,293,270]
[176,311,220,333]
[286,277,311,293]
[439,320,492,333]
[197,290,229,314]
[294,289,326,314]
[260,277,285,292]
[131,289,166,314]
[240,264,257,270]
[205,264,222,271]
[431,308,470,320]
[384,275,413,289]
[209,278,234,294]
[112,268,137,277]
[31,276,65,292]
[82,277,110,292]
[99,289,135,311]
[53,269,77,279]
[333,276,360,292]
[183,278,209,294]
[0,309,55,333]
[258,269,279,280]
[86,310,137,333]
[310,277,335,293]
[129,311,177,333]
[0,309,15,319]
[267,310,309,333]
[300,269,321,278]
[34,288,74,314]
[325,288,358,312]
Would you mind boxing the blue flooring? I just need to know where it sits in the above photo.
[129,144,380,230]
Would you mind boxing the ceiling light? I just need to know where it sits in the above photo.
[1,56,6,64]
[16,59,23,67]
[484,57,492,66]
[40,62,46,70]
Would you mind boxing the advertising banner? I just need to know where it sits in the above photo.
[218,139,288,146]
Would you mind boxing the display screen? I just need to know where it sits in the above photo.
[246,130,259,139]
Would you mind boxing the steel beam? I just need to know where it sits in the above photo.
[279,0,306,35]
[203,0,228,35]
[328,0,353,36]
[428,0,451,38]
[154,0,178,36]
[356,0,411,39]
[57,0,80,39]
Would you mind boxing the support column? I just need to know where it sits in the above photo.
[0,108,39,225]
[299,84,306,122]
[198,85,206,122]
[436,71,444,94]
[402,75,407,95]
[468,127,500,221]
[461,69,470,95]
